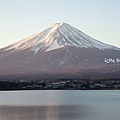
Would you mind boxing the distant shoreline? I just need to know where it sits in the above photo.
[0,79,120,91]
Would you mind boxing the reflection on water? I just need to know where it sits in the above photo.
[0,105,92,120]
[0,90,120,120]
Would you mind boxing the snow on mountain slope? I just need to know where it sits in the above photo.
[0,22,120,78]
[5,22,120,54]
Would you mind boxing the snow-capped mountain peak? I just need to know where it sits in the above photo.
[5,22,119,54]
[0,22,120,78]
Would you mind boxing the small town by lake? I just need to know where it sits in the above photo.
[0,79,120,90]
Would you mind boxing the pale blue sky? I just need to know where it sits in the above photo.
[0,0,120,48]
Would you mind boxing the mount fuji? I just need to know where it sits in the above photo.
[0,22,120,80]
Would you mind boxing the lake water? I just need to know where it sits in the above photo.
[0,90,120,120]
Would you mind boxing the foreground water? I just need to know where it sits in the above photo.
[0,90,120,120]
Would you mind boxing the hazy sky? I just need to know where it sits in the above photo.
[0,0,120,48]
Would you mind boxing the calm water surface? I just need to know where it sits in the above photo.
[0,90,120,120]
